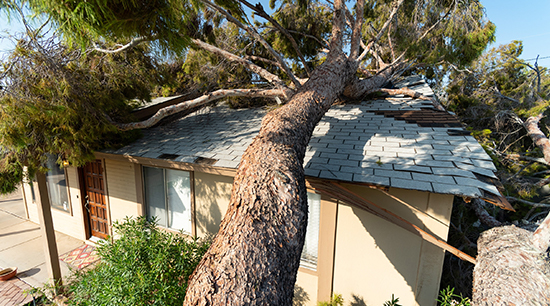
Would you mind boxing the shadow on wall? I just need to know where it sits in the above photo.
[194,173,233,236]
[349,294,367,306]
[293,284,310,306]
[350,195,425,306]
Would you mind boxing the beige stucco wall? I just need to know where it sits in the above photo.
[104,159,140,226]
[22,167,87,241]
[332,185,453,306]
[193,172,233,238]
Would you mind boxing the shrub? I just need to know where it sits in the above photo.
[66,217,210,306]
[438,287,471,306]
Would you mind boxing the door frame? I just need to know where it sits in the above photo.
[79,159,110,240]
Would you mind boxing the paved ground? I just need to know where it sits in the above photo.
[0,189,84,305]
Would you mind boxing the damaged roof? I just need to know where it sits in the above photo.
[104,76,511,209]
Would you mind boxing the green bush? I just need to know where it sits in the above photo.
[438,287,471,306]
[66,217,210,306]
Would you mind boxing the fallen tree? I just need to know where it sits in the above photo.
[1,0,499,304]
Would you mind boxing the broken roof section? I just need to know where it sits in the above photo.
[105,76,512,210]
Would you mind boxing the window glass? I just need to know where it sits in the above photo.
[166,169,192,233]
[45,154,70,212]
[143,166,192,233]
[144,166,167,227]
[301,192,321,269]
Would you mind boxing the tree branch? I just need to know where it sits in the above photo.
[243,55,282,69]
[506,196,550,208]
[349,0,365,59]
[92,36,153,53]
[203,0,302,88]
[191,39,292,97]
[470,198,502,228]
[115,89,286,131]
[524,113,550,164]
[357,0,404,62]
[378,87,446,111]
[532,211,550,252]
[237,0,311,77]
[328,0,347,55]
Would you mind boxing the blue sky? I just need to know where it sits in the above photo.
[482,0,550,63]
[1,1,549,63]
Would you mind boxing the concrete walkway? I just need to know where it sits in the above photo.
[0,189,84,305]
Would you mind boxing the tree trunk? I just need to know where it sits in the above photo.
[472,223,550,305]
[183,52,358,305]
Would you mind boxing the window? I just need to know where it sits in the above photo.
[143,166,192,234]
[301,192,321,270]
[45,154,70,212]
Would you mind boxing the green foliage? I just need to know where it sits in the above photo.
[383,294,401,306]
[0,36,161,190]
[437,287,471,306]
[0,153,27,194]
[67,217,210,306]
[267,1,332,72]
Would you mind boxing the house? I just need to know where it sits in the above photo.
[20,76,510,306]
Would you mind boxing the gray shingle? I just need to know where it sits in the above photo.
[453,177,500,195]
[432,183,482,197]
[393,164,432,174]
[319,170,353,181]
[328,159,359,167]
[375,169,412,179]
[414,159,455,168]
[432,167,476,178]
[353,174,390,186]
[412,173,456,185]
[215,159,239,168]
[390,178,433,192]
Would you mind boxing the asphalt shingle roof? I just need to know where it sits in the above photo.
[105,76,504,201]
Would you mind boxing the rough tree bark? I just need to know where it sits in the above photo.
[472,213,550,305]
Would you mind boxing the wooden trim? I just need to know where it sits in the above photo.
[95,152,237,178]
[100,159,113,237]
[190,171,197,237]
[317,195,338,302]
[134,164,145,216]
[78,167,92,240]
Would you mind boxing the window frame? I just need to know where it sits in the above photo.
[44,154,72,214]
[142,166,195,235]
[300,191,321,271]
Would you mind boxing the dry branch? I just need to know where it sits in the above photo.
[115,89,285,131]
[471,198,502,228]
[524,113,550,164]
[191,39,291,96]
[203,0,302,88]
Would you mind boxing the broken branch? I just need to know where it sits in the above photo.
[115,88,286,131]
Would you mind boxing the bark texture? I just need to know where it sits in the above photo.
[472,225,550,305]
[183,53,357,305]
[524,113,550,164]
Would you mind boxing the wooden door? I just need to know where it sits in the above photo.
[82,160,109,239]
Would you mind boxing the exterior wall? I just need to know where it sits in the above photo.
[193,172,233,238]
[104,159,139,225]
[22,167,87,241]
[21,154,454,305]
[332,185,453,306]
